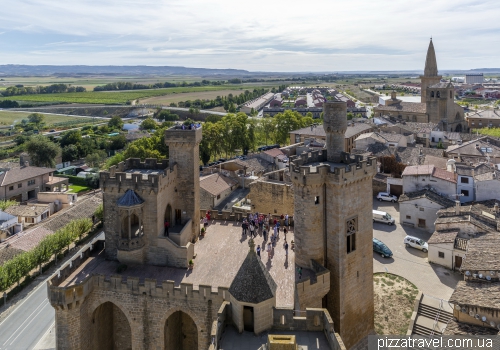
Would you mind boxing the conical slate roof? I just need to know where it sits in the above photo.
[229,239,277,304]
[424,39,439,77]
[117,189,144,207]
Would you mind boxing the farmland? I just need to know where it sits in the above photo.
[0,84,274,105]
[140,89,252,105]
[0,111,93,127]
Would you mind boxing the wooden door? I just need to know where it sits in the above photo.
[175,209,181,225]
[455,255,463,269]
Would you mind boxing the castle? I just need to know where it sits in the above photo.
[48,104,376,349]
[375,39,465,132]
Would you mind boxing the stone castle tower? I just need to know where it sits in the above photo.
[100,125,201,267]
[291,101,376,349]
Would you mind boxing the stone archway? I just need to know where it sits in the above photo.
[164,311,198,350]
[455,123,463,132]
[90,301,132,350]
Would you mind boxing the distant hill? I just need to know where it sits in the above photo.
[0,65,252,77]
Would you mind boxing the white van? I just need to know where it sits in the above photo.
[373,210,395,225]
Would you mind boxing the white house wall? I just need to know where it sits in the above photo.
[475,179,500,202]
[399,197,444,233]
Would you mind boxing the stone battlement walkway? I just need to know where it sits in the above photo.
[62,220,299,308]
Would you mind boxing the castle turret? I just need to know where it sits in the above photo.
[291,102,376,349]
[323,101,347,162]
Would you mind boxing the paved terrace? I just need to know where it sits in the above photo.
[61,221,305,308]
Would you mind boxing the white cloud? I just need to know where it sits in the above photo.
[0,0,499,70]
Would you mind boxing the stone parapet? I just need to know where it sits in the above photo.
[100,163,177,192]
[296,260,330,309]
[164,125,202,145]
[48,273,229,310]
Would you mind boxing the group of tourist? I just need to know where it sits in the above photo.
[242,212,291,261]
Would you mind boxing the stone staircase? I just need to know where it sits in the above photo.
[412,295,453,336]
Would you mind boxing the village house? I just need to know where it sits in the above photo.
[199,173,239,210]
[401,164,457,197]
[289,122,373,153]
[0,163,69,202]
[398,189,455,232]
[466,109,500,129]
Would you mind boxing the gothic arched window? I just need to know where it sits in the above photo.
[431,91,434,98]
[436,91,441,98]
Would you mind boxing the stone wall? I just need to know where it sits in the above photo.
[296,261,330,310]
[49,274,228,350]
[247,180,294,216]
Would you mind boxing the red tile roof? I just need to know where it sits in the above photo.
[432,167,457,183]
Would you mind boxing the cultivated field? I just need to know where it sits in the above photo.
[0,84,275,105]
[140,89,248,105]
[0,111,93,127]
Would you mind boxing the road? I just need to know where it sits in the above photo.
[0,232,104,350]
[0,280,54,350]
[161,106,227,116]
[372,198,461,300]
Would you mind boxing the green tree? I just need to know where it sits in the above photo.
[228,103,236,113]
[24,135,61,167]
[85,150,107,168]
[140,118,157,130]
[108,135,127,150]
[0,200,16,211]
[62,144,79,162]
[274,110,303,145]
[60,130,82,148]
[108,116,124,130]
[27,113,44,126]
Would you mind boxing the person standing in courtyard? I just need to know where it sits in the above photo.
[267,243,272,258]
[284,241,288,257]
[257,245,261,258]
[164,220,170,237]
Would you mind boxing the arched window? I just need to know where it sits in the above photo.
[431,91,434,98]
[436,91,441,98]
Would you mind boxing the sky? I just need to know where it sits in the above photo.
[0,0,499,72]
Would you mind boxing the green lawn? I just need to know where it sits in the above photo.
[68,185,91,194]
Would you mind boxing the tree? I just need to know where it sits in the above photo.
[62,144,79,162]
[228,103,236,113]
[109,135,127,150]
[24,135,61,167]
[85,150,107,168]
[140,118,157,130]
[0,200,16,211]
[108,116,124,130]
[27,113,44,126]
[347,112,354,120]
[60,130,82,148]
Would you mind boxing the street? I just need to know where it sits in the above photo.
[372,198,461,300]
[0,232,104,350]
[0,280,54,350]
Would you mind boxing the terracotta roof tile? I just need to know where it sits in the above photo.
[450,281,500,309]
[375,102,427,114]
[432,167,457,183]
[0,166,55,187]
[200,173,239,196]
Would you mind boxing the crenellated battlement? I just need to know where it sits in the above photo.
[48,273,229,310]
[290,149,376,185]
[100,159,177,191]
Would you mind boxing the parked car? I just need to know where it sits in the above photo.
[404,235,428,253]
[373,238,393,258]
[376,192,398,203]
[373,210,395,225]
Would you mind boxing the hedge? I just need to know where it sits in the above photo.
[55,174,99,188]
[0,218,93,292]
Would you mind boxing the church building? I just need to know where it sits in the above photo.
[375,39,465,132]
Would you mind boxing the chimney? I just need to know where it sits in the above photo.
[494,202,499,214]
[455,200,461,215]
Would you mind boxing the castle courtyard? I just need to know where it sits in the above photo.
[59,220,300,308]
